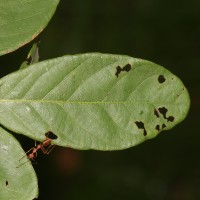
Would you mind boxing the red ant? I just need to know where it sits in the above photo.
[17,131,57,168]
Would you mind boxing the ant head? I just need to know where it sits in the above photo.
[45,131,58,140]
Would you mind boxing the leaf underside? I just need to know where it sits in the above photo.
[0,53,190,150]
[0,127,38,200]
[0,0,59,55]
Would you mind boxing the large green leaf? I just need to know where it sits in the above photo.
[0,127,38,200]
[0,53,190,150]
[0,0,59,55]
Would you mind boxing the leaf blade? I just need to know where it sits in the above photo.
[0,53,190,150]
[0,0,59,55]
[0,127,38,200]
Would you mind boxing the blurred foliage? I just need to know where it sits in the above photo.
[0,0,199,199]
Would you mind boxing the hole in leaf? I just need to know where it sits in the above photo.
[155,125,160,131]
[167,116,175,122]
[6,180,8,186]
[158,107,175,122]
[158,107,168,118]
[135,121,147,136]
[162,124,166,129]
[158,75,166,83]
[115,66,121,78]
[45,131,58,140]
[115,63,131,77]
[123,64,131,72]
[154,109,159,118]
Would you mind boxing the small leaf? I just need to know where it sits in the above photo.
[0,127,38,199]
[0,0,59,55]
[20,42,40,70]
[0,53,190,150]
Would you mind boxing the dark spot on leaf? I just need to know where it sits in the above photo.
[155,125,160,131]
[154,109,159,118]
[162,124,166,129]
[167,116,175,122]
[45,131,58,140]
[123,64,131,72]
[158,107,175,123]
[115,63,131,78]
[115,66,121,78]
[158,75,166,83]
[6,180,8,186]
[158,107,168,118]
[140,111,144,115]
[135,121,147,136]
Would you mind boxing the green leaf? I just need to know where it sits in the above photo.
[0,127,38,200]
[0,0,59,56]
[20,42,40,70]
[0,53,190,150]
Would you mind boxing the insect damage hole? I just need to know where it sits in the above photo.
[155,125,160,131]
[158,75,166,83]
[162,124,166,129]
[135,121,147,136]
[123,64,131,71]
[6,180,8,186]
[115,63,131,78]
[158,107,175,122]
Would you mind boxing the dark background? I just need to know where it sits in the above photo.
[0,0,199,199]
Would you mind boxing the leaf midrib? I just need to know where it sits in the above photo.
[0,99,175,105]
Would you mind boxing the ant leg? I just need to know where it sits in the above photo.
[46,145,55,154]
[19,147,35,161]
[19,141,38,161]
[41,144,55,154]
[17,152,37,168]
[16,159,32,168]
